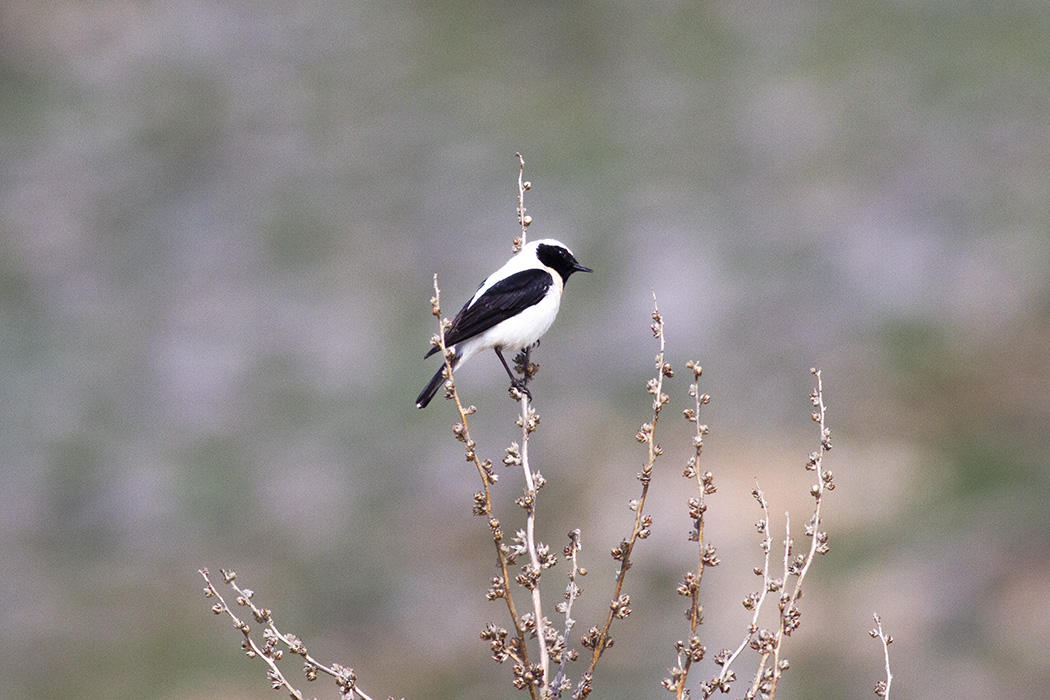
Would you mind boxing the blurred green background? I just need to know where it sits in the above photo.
[2,1,1049,699]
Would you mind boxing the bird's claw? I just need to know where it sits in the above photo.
[509,378,532,401]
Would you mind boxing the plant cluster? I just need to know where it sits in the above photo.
[200,155,892,700]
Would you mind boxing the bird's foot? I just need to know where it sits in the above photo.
[513,349,540,382]
[509,378,532,401]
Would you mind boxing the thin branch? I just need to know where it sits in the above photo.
[578,294,671,698]
[665,362,716,698]
[745,368,835,699]
[515,376,551,686]
[513,152,531,252]
[508,154,550,687]
[766,369,833,694]
[703,484,774,698]
[551,529,584,698]
[430,278,541,700]
[200,567,377,700]
[869,614,893,699]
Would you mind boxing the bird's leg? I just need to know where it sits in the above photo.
[495,347,531,400]
[495,347,517,381]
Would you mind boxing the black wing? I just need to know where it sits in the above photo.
[424,269,552,357]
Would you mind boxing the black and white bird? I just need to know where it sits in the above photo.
[416,239,591,408]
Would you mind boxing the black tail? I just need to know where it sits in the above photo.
[416,354,457,409]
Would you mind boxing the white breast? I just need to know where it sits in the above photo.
[477,288,561,350]
[454,275,563,364]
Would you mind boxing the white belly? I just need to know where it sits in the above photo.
[456,290,561,362]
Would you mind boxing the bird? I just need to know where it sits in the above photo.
[416,238,591,408]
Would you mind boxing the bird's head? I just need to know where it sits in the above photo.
[530,239,592,283]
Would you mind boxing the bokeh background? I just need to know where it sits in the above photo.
[2,1,1049,699]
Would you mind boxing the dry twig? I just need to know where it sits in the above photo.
[430,278,543,699]
[664,361,717,697]
[576,293,671,699]
[869,613,893,699]
[199,567,386,700]
[692,369,834,700]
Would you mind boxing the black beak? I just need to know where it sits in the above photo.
[574,262,593,273]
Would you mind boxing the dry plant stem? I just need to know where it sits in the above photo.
[200,567,376,700]
[761,512,793,697]
[431,278,540,700]
[518,389,551,685]
[510,152,550,686]
[870,614,893,699]
[667,363,714,699]
[706,485,774,698]
[551,530,583,697]
[770,369,832,693]
[745,368,833,700]
[583,295,670,682]
[701,370,833,700]
[513,152,531,252]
